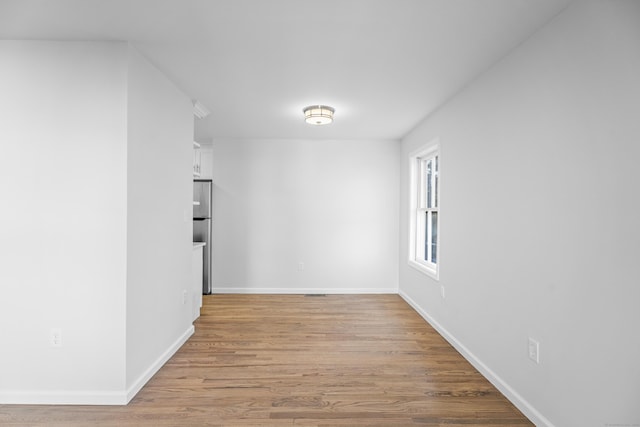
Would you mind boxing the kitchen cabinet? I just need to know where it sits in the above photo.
[198,145,213,179]
[193,141,201,177]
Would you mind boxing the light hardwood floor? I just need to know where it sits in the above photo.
[0,294,532,426]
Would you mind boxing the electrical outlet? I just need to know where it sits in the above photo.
[182,290,188,305]
[528,337,540,364]
[298,262,304,271]
[440,285,445,299]
[50,329,62,347]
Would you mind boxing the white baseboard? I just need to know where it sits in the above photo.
[398,290,554,427]
[212,287,398,294]
[0,325,195,406]
[0,389,128,405]
[125,324,195,404]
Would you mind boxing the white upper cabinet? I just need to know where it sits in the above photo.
[197,144,213,179]
[193,141,201,177]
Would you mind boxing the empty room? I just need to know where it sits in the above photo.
[1,1,639,426]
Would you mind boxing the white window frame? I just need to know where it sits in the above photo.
[408,141,440,280]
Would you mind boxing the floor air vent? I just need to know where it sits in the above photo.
[304,294,327,297]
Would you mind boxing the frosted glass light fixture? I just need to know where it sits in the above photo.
[303,105,334,125]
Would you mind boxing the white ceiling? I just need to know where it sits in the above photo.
[0,0,571,141]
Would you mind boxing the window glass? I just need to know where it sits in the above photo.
[426,159,433,209]
[431,211,437,263]
[409,144,439,279]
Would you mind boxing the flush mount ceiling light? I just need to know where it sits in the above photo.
[303,105,335,125]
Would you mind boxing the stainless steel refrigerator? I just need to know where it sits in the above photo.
[193,179,213,294]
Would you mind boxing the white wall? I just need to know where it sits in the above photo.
[0,42,129,398]
[212,139,399,293]
[125,47,194,393]
[0,41,195,404]
[399,2,640,426]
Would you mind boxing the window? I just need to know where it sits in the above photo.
[409,143,439,279]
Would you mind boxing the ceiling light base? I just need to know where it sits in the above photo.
[303,105,334,125]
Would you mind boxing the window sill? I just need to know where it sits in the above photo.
[408,259,439,281]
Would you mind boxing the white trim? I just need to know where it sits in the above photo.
[212,287,398,294]
[0,389,128,406]
[408,259,438,279]
[408,139,440,281]
[0,325,195,405]
[398,290,555,427]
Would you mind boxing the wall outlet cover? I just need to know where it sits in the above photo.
[528,337,540,364]
[50,328,62,347]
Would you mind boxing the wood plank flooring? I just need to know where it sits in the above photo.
[0,294,533,426]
